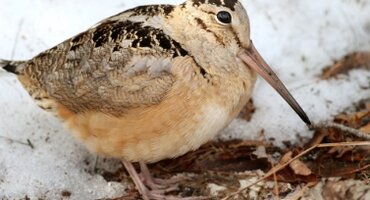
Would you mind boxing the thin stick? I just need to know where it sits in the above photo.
[0,135,34,149]
[317,141,370,148]
[272,162,280,200]
[11,19,24,60]
[94,156,99,173]
[309,122,370,140]
[26,139,34,149]
[346,163,370,174]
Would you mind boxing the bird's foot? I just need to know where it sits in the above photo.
[140,176,179,192]
[143,188,206,200]
[140,178,206,200]
[122,160,206,200]
[139,162,189,190]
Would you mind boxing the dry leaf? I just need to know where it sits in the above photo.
[279,151,312,176]
[238,99,255,121]
[321,52,370,79]
[280,151,293,164]
[289,159,312,176]
[252,146,268,159]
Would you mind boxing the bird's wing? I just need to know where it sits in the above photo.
[23,7,196,116]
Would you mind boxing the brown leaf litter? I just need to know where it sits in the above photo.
[321,52,370,79]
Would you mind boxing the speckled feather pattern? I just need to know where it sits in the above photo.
[1,0,256,162]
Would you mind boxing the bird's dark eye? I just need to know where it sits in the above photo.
[216,11,232,24]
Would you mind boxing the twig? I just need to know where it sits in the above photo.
[346,163,370,174]
[94,156,99,173]
[26,139,34,149]
[272,162,280,200]
[11,19,24,60]
[317,141,370,148]
[0,135,34,149]
[309,122,370,140]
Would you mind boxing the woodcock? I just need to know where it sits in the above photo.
[0,0,311,199]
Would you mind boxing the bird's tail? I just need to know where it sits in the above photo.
[0,59,25,75]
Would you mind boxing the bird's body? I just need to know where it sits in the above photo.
[3,1,256,163]
[1,0,309,199]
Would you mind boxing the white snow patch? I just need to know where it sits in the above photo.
[207,183,226,196]
[0,0,369,199]
[239,177,264,198]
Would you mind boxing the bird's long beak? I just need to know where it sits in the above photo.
[238,41,311,125]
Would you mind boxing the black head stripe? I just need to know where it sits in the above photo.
[128,5,175,17]
[192,0,238,11]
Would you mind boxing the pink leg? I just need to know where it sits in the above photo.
[122,160,207,200]
[139,162,189,189]
[122,159,151,200]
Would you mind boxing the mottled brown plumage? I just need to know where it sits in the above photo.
[11,18,190,116]
[1,0,310,199]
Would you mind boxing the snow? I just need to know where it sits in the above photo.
[0,0,369,199]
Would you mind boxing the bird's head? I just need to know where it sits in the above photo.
[166,0,311,125]
[186,0,251,48]
[167,0,251,56]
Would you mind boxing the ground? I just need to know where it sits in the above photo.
[0,0,369,199]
